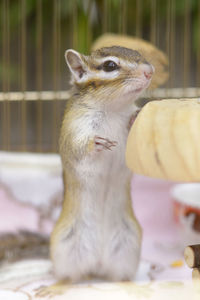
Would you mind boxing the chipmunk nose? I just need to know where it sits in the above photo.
[139,63,154,80]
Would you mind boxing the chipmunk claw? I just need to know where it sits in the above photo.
[94,136,118,151]
[34,284,63,299]
[34,280,72,298]
[127,109,141,131]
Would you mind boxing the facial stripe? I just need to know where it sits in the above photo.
[76,69,120,84]
[75,74,147,91]
[94,56,120,64]
[89,57,138,71]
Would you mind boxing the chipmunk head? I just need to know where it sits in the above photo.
[65,46,154,104]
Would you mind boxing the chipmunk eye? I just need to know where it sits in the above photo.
[102,60,118,72]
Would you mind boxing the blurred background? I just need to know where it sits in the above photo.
[0,0,200,152]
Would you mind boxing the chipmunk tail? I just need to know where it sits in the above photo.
[0,230,49,265]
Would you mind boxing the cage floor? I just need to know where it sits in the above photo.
[0,159,196,299]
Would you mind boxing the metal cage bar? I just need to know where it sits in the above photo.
[196,0,200,94]
[135,0,142,38]
[52,0,61,152]
[20,0,27,151]
[36,0,43,152]
[183,0,191,94]
[2,0,11,151]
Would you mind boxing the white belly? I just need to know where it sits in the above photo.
[76,110,132,210]
[73,111,134,250]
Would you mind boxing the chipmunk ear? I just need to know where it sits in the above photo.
[65,49,87,82]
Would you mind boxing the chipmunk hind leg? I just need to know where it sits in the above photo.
[50,223,101,282]
[102,221,141,281]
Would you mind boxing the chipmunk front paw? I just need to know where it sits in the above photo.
[94,136,118,152]
[127,109,141,131]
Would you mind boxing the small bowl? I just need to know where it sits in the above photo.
[171,183,200,245]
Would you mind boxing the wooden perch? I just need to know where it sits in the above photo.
[184,245,200,268]
[192,268,200,280]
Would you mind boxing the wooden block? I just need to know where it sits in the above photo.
[192,268,200,281]
[184,245,200,268]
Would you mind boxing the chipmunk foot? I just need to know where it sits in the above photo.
[34,280,70,298]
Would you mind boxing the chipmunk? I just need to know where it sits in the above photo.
[50,46,154,283]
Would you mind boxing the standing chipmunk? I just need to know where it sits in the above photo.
[50,46,154,282]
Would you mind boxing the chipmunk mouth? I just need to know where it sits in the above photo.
[134,87,143,93]
[126,86,145,96]
[123,79,150,97]
[134,80,151,93]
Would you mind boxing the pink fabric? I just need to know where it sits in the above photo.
[132,175,191,281]
[132,175,177,241]
[0,188,39,232]
[0,175,174,235]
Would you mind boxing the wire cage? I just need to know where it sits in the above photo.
[0,0,200,153]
